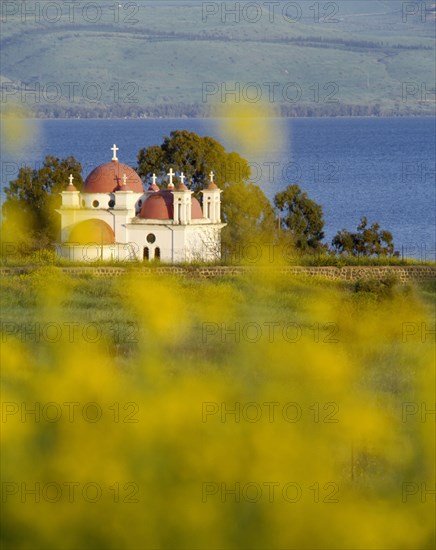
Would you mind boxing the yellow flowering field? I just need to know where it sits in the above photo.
[1,267,434,549]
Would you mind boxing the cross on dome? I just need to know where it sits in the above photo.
[111,144,119,161]
[68,174,74,186]
[152,173,158,186]
[122,173,127,186]
[180,172,186,185]
[209,171,215,183]
[167,168,175,187]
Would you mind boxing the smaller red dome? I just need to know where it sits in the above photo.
[176,181,189,192]
[64,184,78,192]
[84,161,143,193]
[69,219,115,245]
[139,191,203,220]
[140,190,173,219]
[191,198,203,219]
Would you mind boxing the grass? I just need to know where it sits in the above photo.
[1,266,434,369]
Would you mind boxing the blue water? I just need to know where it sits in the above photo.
[1,117,435,258]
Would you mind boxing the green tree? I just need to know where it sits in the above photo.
[137,130,251,194]
[274,184,325,250]
[332,217,395,256]
[137,130,275,255]
[221,182,276,257]
[2,156,83,246]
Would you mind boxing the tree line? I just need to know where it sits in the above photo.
[2,130,396,260]
[30,102,434,119]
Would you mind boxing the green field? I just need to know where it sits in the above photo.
[1,268,435,548]
[1,1,435,117]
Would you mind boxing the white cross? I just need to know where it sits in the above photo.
[209,171,215,183]
[167,168,175,187]
[179,172,186,185]
[122,173,127,186]
[68,174,74,186]
[111,144,119,161]
[152,173,158,186]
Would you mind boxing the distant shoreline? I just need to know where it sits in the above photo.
[16,113,436,121]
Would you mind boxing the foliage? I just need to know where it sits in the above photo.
[221,182,276,258]
[274,184,325,251]
[353,275,399,300]
[137,130,251,194]
[332,217,395,256]
[2,156,83,244]
[137,130,275,255]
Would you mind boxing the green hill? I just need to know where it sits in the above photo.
[1,0,435,117]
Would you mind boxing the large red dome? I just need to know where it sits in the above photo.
[139,190,203,220]
[83,161,143,193]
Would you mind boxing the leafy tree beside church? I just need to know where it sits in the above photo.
[137,130,251,194]
[274,184,325,251]
[2,156,83,247]
[137,130,275,249]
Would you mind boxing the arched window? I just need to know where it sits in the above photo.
[143,247,149,261]
[155,247,161,260]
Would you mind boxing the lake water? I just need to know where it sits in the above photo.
[2,117,435,259]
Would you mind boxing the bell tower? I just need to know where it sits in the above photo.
[201,171,222,223]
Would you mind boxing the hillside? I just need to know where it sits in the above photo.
[1,0,435,117]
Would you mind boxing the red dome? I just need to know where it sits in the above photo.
[64,184,78,192]
[69,219,115,245]
[139,190,203,220]
[83,161,143,193]
[191,198,203,219]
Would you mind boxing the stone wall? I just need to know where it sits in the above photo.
[0,265,435,283]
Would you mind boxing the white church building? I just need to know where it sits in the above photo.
[57,145,225,263]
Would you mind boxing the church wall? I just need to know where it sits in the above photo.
[123,224,223,263]
[184,226,222,262]
[126,225,175,262]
